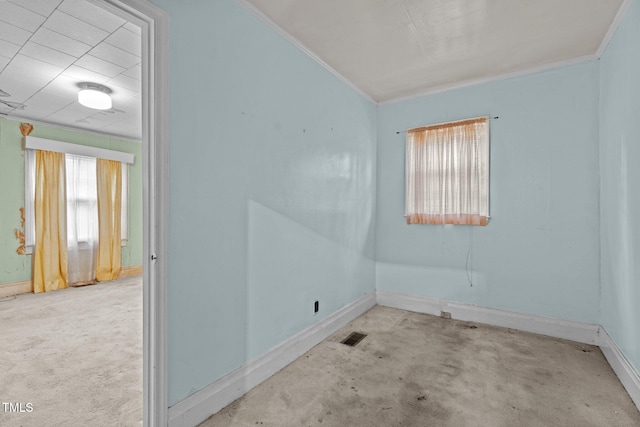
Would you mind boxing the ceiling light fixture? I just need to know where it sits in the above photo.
[77,82,112,110]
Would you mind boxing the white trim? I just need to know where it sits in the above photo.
[25,136,134,164]
[379,54,599,106]
[95,1,169,427]
[0,281,32,299]
[167,291,376,427]
[376,290,600,345]
[595,0,633,58]
[599,327,640,410]
[235,0,377,106]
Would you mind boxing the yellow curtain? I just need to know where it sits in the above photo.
[96,159,122,281]
[33,150,68,293]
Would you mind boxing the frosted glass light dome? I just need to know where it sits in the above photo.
[78,83,112,110]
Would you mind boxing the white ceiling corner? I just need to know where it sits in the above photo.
[595,0,634,57]
[241,0,627,104]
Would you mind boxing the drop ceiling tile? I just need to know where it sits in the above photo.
[59,0,126,33]
[75,54,126,78]
[0,104,16,115]
[103,120,140,140]
[19,105,65,120]
[44,74,82,98]
[109,89,137,106]
[0,2,47,32]
[7,110,44,121]
[122,64,141,80]
[0,39,21,59]
[44,10,109,47]
[26,91,73,113]
[2,55,63,96]
[31,27,92,57]
[123,22,141,35]
[89,42,139,69]
[81,116,123,130]
[89,110,124,124]
[9,54,64,78]
[0,20,33,45]
[48,102,94,121]
[62,64,111,84]
[0,56,9,70]
[0,75,47,100]
[110,95,140,114]
[21,41,77,68]
[73,120,99,131]
[104,27,141,57]
[108,74,139,92]
[9,0,63,18]
[0,75,40,101]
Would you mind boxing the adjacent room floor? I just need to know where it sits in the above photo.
[0,276,142,427]
[202,305,640,427]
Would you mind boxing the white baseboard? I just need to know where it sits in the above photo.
[376,290,600,345]
[0,281,31,299]
[168,291,377,427]
[599,327,640,410]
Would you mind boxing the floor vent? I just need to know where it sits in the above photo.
[341,332,367,347]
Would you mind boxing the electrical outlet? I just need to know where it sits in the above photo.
[314,300,319,313]
[440,311,451,319]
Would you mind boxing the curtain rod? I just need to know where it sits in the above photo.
[395,116,499,135]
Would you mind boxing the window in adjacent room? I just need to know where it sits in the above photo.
[24,138,131,254]
[405,116,489,226]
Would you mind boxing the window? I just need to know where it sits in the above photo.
[24,137,132,254]
[66,154,98,245]
[405,117,489,226]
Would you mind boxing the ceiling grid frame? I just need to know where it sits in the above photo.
[0,0,142,140]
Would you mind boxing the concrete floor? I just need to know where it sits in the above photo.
[201,305,640,427]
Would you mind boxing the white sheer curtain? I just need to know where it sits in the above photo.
[24,148,36,253]
[405,117,489,226]
[66,154,99,286]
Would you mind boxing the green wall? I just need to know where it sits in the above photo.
[0,117,142,286]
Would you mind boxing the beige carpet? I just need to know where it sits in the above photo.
[0,276,142,427]
[202,305,640,427]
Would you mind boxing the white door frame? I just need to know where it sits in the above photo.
[94,1,168,425]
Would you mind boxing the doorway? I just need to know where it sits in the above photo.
[97,1,168,425]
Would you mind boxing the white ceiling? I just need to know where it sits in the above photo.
[0,1,628,136]
[241,0,627,103]
[0,0,141,141]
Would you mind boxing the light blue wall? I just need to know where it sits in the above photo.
[150,0,377,405]
[150,0,638,409]
[599,0,640,374]
[376,63,601,323]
